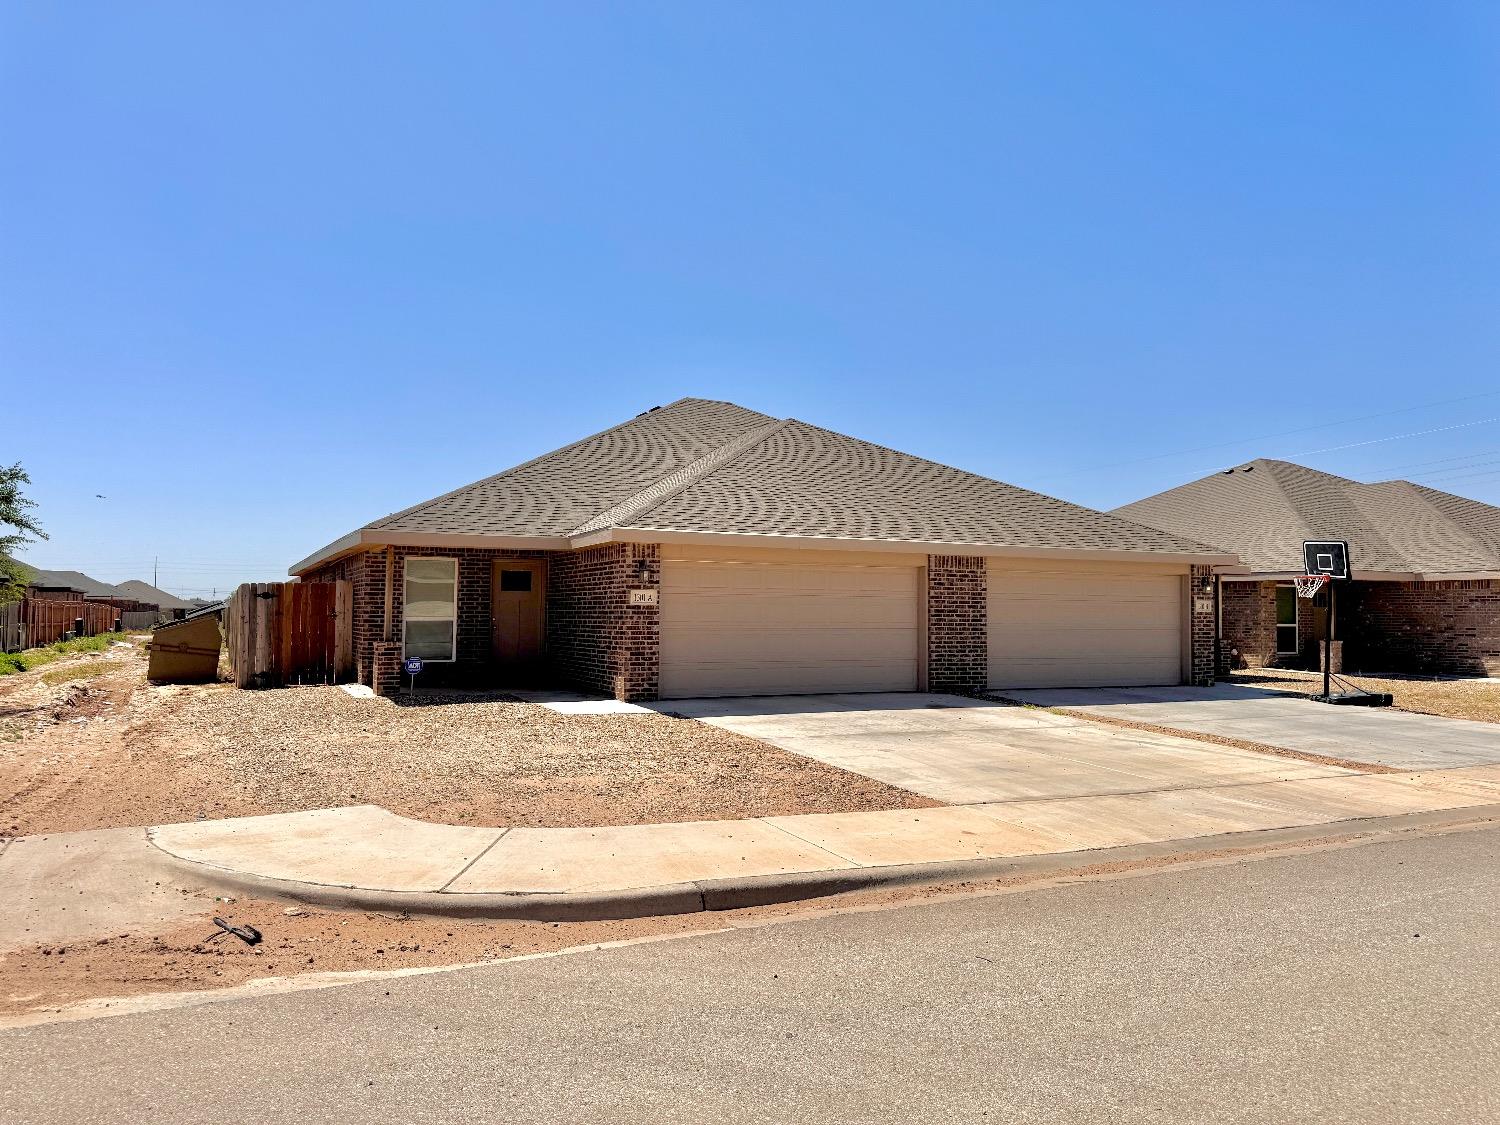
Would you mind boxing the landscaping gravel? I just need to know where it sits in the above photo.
[1229,668,1500,725]
[1,647,934,835]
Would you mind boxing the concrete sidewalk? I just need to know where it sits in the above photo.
[143,764,1500,919]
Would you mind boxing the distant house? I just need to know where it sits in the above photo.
[1115,460,1500,677]
[16,566,171,626]
[113,580,196,618]
[21,567,123,601]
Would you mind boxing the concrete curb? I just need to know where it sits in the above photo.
[147,805,1500,922]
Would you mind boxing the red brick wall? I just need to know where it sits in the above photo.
[307,542,663,699]
[1189,565,1216,686]
[547,542,660,700]
[1221,580,1303,670]
[926,555,986,694]
[306,546,551,690]
[1345,580,1500,676]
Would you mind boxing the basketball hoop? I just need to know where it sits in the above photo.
[1293,574,1329,599]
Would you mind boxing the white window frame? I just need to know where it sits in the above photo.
[1274,583,1299,655]
[403,557,458,662]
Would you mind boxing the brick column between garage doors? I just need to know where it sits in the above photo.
[927,555,987,695]
[1190,564,1216,686]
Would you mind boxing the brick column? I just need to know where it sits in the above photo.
[1189,565,1216,686]
[927,555,987,695]
[616,543,661,701]
[372,640,402,696]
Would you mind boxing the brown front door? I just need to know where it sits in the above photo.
[491,560,546,679]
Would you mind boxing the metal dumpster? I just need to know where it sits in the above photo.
[147,603,224,683]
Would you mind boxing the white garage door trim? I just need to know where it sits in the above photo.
[659,559,922,698]
[988,563,1184,689]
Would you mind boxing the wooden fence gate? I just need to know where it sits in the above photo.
[225,581,353,688]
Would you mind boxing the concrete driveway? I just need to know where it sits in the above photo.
[1000,684,1500,770]
[658,693,1353,805]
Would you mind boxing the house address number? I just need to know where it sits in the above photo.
[1193,598,1214,614]
[628,589,659,607]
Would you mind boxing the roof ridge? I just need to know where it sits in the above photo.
[571,418,790,534]
[1267,461,1412,569]
[365,397,713,531]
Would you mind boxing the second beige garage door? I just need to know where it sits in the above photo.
[659,559,921,698]
[988,563,1184,689]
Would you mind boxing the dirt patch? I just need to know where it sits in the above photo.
[1229,669,1500,725]
[0,898,726,1018]
[0,647,934,836]
[10,813,1495,1022]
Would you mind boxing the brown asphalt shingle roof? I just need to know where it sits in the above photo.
[113,579,197,611]
[345,397,1216,557]
[1114,458,1500,575]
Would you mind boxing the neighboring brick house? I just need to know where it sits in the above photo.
[292,398,1231,700]
[1116,459,1500,677]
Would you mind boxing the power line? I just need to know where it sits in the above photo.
[1028,388,1500,483]
[1368,447,1500,473]
[1410,457,1500,481]
[1275,416,1500,461]
[1408,466,1500,487]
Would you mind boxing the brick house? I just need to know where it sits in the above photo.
[292,398,1231,700]
[1115,459,1500,677]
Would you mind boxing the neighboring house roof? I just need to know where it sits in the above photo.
[1114,459,1500,578]
[294,398,1227,573]
[113,580,196,611]
[21,567,124,597]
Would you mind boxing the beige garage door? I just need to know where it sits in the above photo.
[988,565,1183,689]
[659,560,921,698]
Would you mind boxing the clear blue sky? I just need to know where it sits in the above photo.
[4,3,1497,597]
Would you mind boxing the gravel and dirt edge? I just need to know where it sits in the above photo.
[8,809,1497,1026]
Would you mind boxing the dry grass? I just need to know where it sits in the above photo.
[39,661,112,687]
[1229,668,1500,725]
[0,646,934,836]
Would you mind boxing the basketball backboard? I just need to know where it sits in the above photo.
[1302,540,1351,579]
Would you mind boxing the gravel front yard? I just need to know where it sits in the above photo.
[1228,668,1500,725]
[0,646,934,835]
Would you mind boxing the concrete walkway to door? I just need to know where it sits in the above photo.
[1000,684,1500,771]
[655,693,1351,805]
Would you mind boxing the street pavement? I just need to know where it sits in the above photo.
[4,822,1497,1123]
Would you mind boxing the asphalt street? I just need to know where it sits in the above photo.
[4,824,1497,1124]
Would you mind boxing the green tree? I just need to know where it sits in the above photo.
[0,462,47,603]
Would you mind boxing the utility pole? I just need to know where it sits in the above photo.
[154,556,158,587]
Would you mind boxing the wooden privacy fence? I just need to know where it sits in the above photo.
[3,598,121,650]
[225,581,353,688]
[119,609,161,631]
[0,601,20,652]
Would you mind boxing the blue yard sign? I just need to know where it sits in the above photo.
[403,657,424,676]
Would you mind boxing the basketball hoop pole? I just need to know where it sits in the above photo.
[1323,582,1334,700]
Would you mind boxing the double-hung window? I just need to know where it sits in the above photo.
[1274,584,1299,655]
[404,557,457,661]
